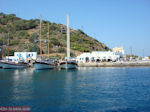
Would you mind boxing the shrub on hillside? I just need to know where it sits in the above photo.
[9,49,16,56]
[58,48,66,53]
[10,40,19,46]
[51,37,61,46]
[29,33,37,43]
[18,31,29,39]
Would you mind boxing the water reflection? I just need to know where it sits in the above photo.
[12,69,34,101]
[0,67,150,112]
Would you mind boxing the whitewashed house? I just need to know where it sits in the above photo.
[77,47,124,63]
[77,51,119,63]
[6,52,37,62]
[113,47,124,57]
[142,57,150,61]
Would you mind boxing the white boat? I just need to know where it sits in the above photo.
[0,61,28,69]
[0,61,3,68]
[0,60,7,68]
[60,61,77,69]
[33,61,56,70]
[60,14,78,69]
[0,33,28,69]
[33,15,56,70]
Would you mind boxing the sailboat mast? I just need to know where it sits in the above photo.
[2,39,4,59]
[48,23,50,58]
[7,33,9,61]
[67,14,70,60]
[40,15,42,56]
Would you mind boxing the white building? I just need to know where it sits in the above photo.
[6,52,37,62]
[142,57,150,61]
[113,47,124,57]
[77,50,123,63]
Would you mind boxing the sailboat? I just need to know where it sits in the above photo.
[60,14,78,69]
[1,61,28,69]
[0,39,5,68]
[0,33,28,69]
[33,15,56,70]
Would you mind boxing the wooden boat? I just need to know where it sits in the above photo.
[0,33,27,69]
[0,40,6,68]
[0,61,3,68]
[33,15,56,70]
[0,61,28,69]
[33,61,56,70]
[60,14,78,69]
[60,61,77,69]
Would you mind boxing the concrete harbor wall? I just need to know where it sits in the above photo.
[78,61,150,67]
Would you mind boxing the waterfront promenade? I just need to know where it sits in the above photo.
[78,61,150,67]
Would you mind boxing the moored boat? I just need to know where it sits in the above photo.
[33,61,56,70]
[0,61,28,69]
[60,61,77,69]
[33,15,56,70]
[0,33,28,69]
[60,14,78,69]
[0,61,4,68]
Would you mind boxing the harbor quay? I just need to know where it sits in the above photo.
[78,61,150,67]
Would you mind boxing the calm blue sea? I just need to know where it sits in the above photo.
[0,67,150,112]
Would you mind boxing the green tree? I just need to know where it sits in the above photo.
[77,29,85,35]
[51,37,61,46]
[0,26,7,33]
[70,52,75,57]
[26,19,37,29]
[0,18,8,25]
[9,49,16,56]
[18,31,29,39]
[0,38,3,45]
[126,54,138,58]
[7,14,16,22]
[14,20,26,30]
[58,48,66,53]
[10,40,19,46]
[29,33,37,43]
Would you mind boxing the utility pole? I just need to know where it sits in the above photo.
[143,49,144,58]
[130,47,132,57]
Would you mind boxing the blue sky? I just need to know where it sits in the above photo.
[1,0,150,56]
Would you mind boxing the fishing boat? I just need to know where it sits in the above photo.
[0,33,28,69]
[60,60,78,69]
[0,61,28,69]
[0,60,4,68]
[33,15,56,70]
[60,14,78,69]
[33,60,56,70]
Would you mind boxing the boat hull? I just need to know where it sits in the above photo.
[60,62,77,69]
[0,62,27,69]
[33,62,55,70]
[0,63,3,68]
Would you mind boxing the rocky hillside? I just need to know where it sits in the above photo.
[0,12,110,58]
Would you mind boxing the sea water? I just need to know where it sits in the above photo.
[0,67,150,112]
